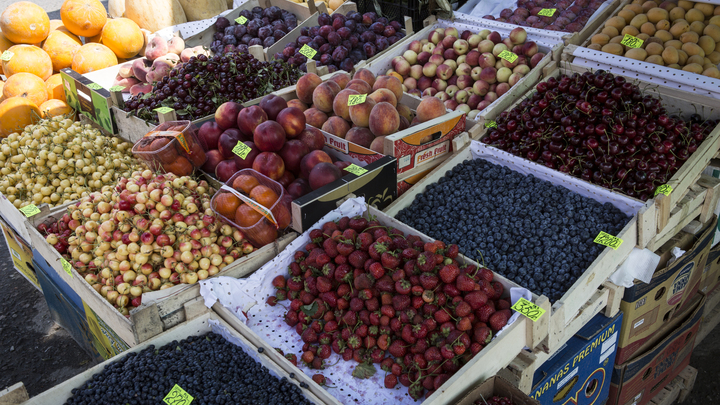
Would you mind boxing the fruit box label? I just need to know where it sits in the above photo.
[60,69,116,135]
[414,141,450,168]
[323,131,384,165]
[388,112,465,174]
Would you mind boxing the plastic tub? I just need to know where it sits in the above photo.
[132,121,207,176]
[211,169,292,247]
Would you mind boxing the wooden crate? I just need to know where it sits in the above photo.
[26,204,296,347]
[23,310,332,405]
[648,366,697,405]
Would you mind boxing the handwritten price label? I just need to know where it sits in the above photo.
[497,50,518,63]
[594,231,623,250]
[60,258,73,278]
[348,94,367,106]
[235,15,248,24]
[109,85,125,92]
[655,184,672,196]
[485,121,498,128]
[299,44,317,59]
[511,298,546,322]
[620,34,644,49]
[232,141,251,159]
[86,83,102,90]
[154,106,175,114]
[538,8,556,16]
[163,384,193,405]
[344,164,368,176]
[19,204,40,217]
[1,50,13,61]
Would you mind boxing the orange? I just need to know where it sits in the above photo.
[213,193,241,219]
[232,174,260,194]
[249,185,279,208]
[235,204,263,227]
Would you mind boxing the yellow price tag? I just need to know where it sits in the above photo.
[86,83,102,90]
[511,297,546,322]
[497,50,518,63]
[594,231,623,250]
[344,164,368,176]
[485,121,497,128]
[163,384,193,405]
[299,44,317,59]
[0,50,13,61]
[109,85,125,92]
[232,141,252,159]
[235,15,248,24]
[620,34,644,49]
[155,106,174,114]
[655,184,672,196]
[60,258,73,278]
[19,204,41,218]
[348,94,367,106]
[538,8,556,16]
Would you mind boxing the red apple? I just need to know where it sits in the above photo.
[218,128,243,159]
[259,94,288,120]
[234,141,260,169]
[252,152,285,180]
[201,149,223,173]
[237,106,268,140]
[215,159,238,182]
[298,127,326,151]
[215,101,243,129]
[276,107,306,139]
[309,162,342,190]
[198,121,223,150]
[300,150,332,179]
[253,121,287,152]
[279,139,309,176]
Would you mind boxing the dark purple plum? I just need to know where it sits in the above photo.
[215,16,230,31]
[318,12,332,26]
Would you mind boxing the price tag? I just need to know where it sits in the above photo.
[511,297,546,322]
[537,8,556,16]
[163,384,193,405]
[299,44,317,59]
[497,50,518,63]
[655,184,672,196]
[235,15,248,24]
[232,141,251,159]
[0,50,13,61]
[344,164,368,176]
[620,34,644,49]
[19,204,41,218]
[485,121,498,128]
[155,106,174,114]
[594,231,623,250]
[109,85,125,92]
[348,94,367,106]
[86,83,102,90]
[60,258,73,278]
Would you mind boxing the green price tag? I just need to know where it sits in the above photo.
[485,121,497,128]
[537,8,556,16]
[497,50,518,63]
[155,106,175,114]
[86,83,102,90]
[344,164,368,176]
[19,204,40,217]
[511,297,546,322]
[348,94,367,106]
[163,384,193,405]
[232,141,251,159]
[0,50,13,61]
[655,184,672,196]
[594,231,623,250]
[620,34,644,48]
[109,85,125,92]
[235,15,248,24]
[60,258,73,278]
[299,44,317,59]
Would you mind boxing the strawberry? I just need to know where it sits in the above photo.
[350,297,364,312]
[470,342,484,355]
[323,320,339,333]
[332,338,346,354]
[301,350,315,364]
[403,260,417,275]
[337,216,350,231]
[266,296,278,306]
[392,269,406,282]
[315,276,332,293]
[391,362,403,376]
[333,264,352,283]
[464,291,489,310]
[381,251,401,269]
[377,334,390,351]
[322,238,339,258]
[334,255,347,265]
[456,274,476,292]
[457,316,472,331]
[375,275,394,293]
[354,273,374,291]
[440,344,455,359]
[411,285,424,296]
[416,252,435,272]
[289,262,302,276]
[498,309,512,319]
[401,324,417,344]
[390,317,403,334]
[348,250,369,268]
[347,334,361,350]
[496,299,511,310]
[318,344,332,359]
[356,232,374,251]
[287,276,303,291]
[285,353,298,366]
[473,325,492,344]
[337,242,355,256]
[411,296,424,310]
[276,290,287,301]
[381,304,396,318]
[455,301,472,317]
[381,357,394,371]
[365,297,380,311]
[476,304,495,323]
[413,354,428,370]
[477,279,494,297]
[412,323,428,339]
[368,261,385,279]
[271,275,286,289]
[294,251,307,262]
[342,348,353,362]
[320,291,338,308]
[348,216,368,232]
[443,283,461,297]
[341,310,357,326]
[321,221,338,235]
[309,229,324,243]
[490,281,504,300]
[399,373,412,387]
[401,248,419,260]
[342,228,358,242]
[392,294,410,311]
[419,273,439,290]
[388,339,407,357]
[312,373,328,386]
[384,374,398,389]
[316,251,331,267]
[394,236,409,250]
[311,357,324,370]
[368,242,386,261]
[370,348,385,363]
[395,279,412,295]
[439,264,460,284]
[356,324,369,338]
[489,311,508,331]
[434,308,452,324]
[446,244,460,259]
[285,311,299,327]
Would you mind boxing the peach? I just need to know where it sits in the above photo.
[369,102,400,137]
[417,51,431,65]
[300,150,332,179]
[509,27,527,44]
[312,82,339,113]
[329,72,351,89]
[345,127,375,148]
[118,62,134,78]
[167,37,185,55]
[252,152,285,181]
[404,77,417,90]
[215,101,243,130]
[279,139,309,176]
[145,36,168,61]
[259,94,288,121]
[112,76,140,90]
[478,40,494,53]
[417,97,446,123]
[276,107,306,139]
[132,58,152,83]
[309,162,342,190]
[403,50,418,64]
[353,68,376,87]
[345,79,372,94]
[396,104,414,123]
[304,108,329,128]
[399,116,410,130]
[373,75,403,102]
[130,82,152,96]
[297,73,323,104]
[287,99,308,111]
[349,97,377,128]
[370,136,386,153]
[237,106,268,140]
[530,53,545,68]
[368,88,398,108]
[299,127,326,151]
[322,116,351,138]
[333,88,360,121]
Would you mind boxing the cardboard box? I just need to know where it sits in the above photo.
[530,312,623,405]
[608,293,704,405]
[0,216,39,290]
[397,164,437,197]
[615,217,714,364]
[699,242,720,294]
[455,376,542,405]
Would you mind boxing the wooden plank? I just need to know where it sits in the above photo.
[0,383,28,405]
[638,200,658,248]
[647,186,708,251]
[603,281,624,318]
[529,296,551,350]
[696,288,720,345]
[677,366,698,403]
[698,175,720,224]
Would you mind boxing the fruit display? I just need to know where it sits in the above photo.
[132,121,207,176]
[272,11,406,72]
[211,170,292,247]
[121,52,302,122]
[482,70,718,200]
[294,69,446,151]
[37,170,256,314]
[0,116,144,208]
[396,158,630,301]
[481,0,607,32]
[386,26,546,117]
[588,0,720,77]
[208,6,299,55]
[290,0,347,14]
[271,216,514,400]
[63,332,314,404]
[113,35,210,96]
